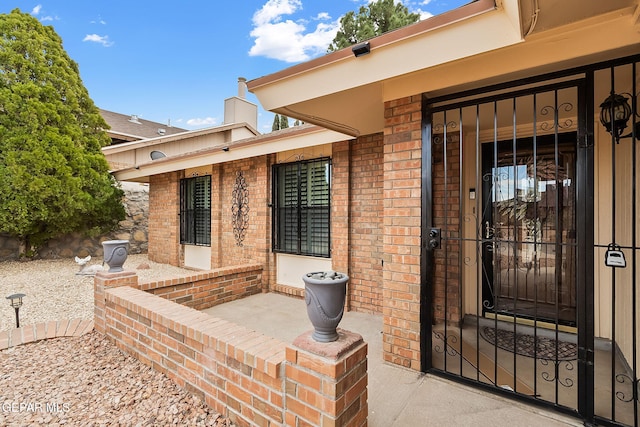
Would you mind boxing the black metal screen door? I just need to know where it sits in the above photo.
[425,80,583,416]
[481,134,577,326]
[424,55,640,426]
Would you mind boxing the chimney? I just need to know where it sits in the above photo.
[224,77,257,130]
[237,77,247,99]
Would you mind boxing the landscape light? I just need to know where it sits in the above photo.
[6,293,25,328]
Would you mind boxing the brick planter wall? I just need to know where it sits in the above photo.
[138,264,262,310]
[94,272,368,427]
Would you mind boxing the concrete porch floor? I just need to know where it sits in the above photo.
[202,293,581,426]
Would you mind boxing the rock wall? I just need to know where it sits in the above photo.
[0,182,149,261]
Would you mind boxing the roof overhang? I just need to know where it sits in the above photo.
[102,122,259,156]
[247,0,640,137]
[112,125,351,183]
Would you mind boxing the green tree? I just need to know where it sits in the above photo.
[272,113,281,131]
[279,114,289,129]
[272,113,291,131]
[328,0,420,51]
[0,9,125,256]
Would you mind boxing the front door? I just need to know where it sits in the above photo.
[481,134,577,326]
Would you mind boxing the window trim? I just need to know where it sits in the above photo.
[272,157,331,258]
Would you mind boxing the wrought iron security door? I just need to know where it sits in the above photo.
[423,56,640,426]
[423,79,584,418]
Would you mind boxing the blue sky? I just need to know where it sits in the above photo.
[2,0,471,133]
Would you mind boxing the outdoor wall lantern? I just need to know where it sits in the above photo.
[6,293,25,328]
[599,92,639,143]
[352,41,370,57]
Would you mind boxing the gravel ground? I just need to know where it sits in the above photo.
[0,254,195,331]
[0,331,232,426]
[0,255,234,426]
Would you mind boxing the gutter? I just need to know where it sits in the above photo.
[247,0,496,91]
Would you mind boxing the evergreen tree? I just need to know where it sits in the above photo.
[0,9,125,256]
[328,0,420,51]
[279,114,289,129]
[272,113,291,131]
[272,114,281,131]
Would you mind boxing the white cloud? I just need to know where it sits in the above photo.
[31,5,58,22]
[416,9,434,20]
[83,34,114,47]
[253,0,302,26]
[91,17,107,25]
[249,0,339,63]
[186,117,217,127]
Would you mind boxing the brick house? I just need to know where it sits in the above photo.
[109,0,640,424]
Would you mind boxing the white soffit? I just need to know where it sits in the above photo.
[251,1,521,112]
[387,2,640,101]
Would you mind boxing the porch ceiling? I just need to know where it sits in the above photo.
[247,0,640,137]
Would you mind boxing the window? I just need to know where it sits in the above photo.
[180,175,211,246]
[273,158,331,257]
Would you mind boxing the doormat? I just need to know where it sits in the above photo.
[480,327,577,360]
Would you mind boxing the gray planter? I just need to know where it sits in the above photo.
[102,240,130,273]
[302,271,349,342]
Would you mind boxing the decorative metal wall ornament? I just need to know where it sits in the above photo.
[231,171,250,246]
[539,102,574,132]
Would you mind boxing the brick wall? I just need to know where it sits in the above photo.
[349,134,384,314]
[144,143,387,316]
[157,156,273,290]
[382,95,423,370]
[215,157,272,270]
[331,140,350,300]
[139,264,262,310]
[432,134,461,325]
[329,137,384,315]
[95,273,368,427]
[148,172,180,265]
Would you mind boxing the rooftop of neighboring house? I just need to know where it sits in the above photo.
[100,108,188,144]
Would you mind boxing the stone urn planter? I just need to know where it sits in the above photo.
[102,240,130,273]
[302,271,349,343]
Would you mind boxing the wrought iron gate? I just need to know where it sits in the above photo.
[421,55,640,426]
